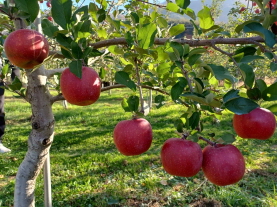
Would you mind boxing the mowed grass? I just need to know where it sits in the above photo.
[0,88,277,207]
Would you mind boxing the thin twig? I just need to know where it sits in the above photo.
[51,84,171,103]
[134,58,145,114]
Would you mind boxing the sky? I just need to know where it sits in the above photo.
[37,0,241,23]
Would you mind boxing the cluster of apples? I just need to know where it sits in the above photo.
[113,107,276,186]
[4,29,101,106]
[161,138,246,186]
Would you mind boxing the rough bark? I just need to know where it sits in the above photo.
[14,66,54,207]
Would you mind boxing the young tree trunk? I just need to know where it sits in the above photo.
[14,66,55,207]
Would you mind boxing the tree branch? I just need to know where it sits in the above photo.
[45,67,66,78]
[90,36,266,49]
[51,84,170,104]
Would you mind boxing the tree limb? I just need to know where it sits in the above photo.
[45,67,67,78]
[51,84,170,103]
[90,36,266,49]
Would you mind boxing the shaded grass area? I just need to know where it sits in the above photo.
[0,89,277,207]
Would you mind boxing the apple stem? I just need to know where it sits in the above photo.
[181,133,189,139]
[199,136,217,147]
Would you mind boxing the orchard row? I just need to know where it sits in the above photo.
[3,28,276,187]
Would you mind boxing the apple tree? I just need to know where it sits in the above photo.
[1,0,277,206]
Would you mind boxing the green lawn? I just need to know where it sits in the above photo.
[0,88,276,207]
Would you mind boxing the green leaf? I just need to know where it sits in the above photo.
[14,0,39,22]
[240,55,264,63]
[189,48,207,56]
[270,62,277,72]
[1,64,9,76]
[188,112,200,129]
[115,71,136,91]
[221,133,236,144]
[69,60,82,79]
[223,89,240,103]
[108,45,124,55]
[264,52,274,59]
[171,77,188,101]
[188,54,201,66]
[9,77,22,91]
[267,103,277,115]
[183,7,196,20]
[255,79,267,93]
[96,0,107,9]
[99,67,107,79]
[56,33,73,48]
[157,17,168,28]
[190,19,202,35]
[127,96,139,112]
[121,98,132,112]
[243,22,276,48]
[247,88,262,100]
[61,48,73,59]
[224,97,259,115]
[71,42,83,59]
[234,46,257,56]
[208,64,236,83]
[175,118,184,133]
[170,42,185,58]
[51,0,72,30]
[125,31,134,47]
[155,95,165,108]
[169,24,185,36]
[235,20,257,33]
[138,23,157,49]
[262,82,277,101]
[239,63,255,88]
[166,2,180,13]
[176,0,190,9]
[130,12,139,24]
[82,47,92,59]
[157,62,171,76]
[42,19,59,38]
[90,48,103,57]
[194,78,204,93]
[97,9,106,22]
[197,6,214,30]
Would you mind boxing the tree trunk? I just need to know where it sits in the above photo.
[14,66,54,207]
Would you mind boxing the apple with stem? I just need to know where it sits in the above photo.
[60,66,101,106]
[161,138,203,177]
[4,29,49,69]
[233,107,276,140]
[113,118,152,156]
[202,143,245,186]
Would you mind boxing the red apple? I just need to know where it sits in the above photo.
[254,9,260,13]
[240,7,246,12]
[60,66,101,106]
[4,29,49,69]
[113,118,152,156]
[202,144,245,186]
[252,2,257,6]
[161,138,203,177]
[46,1,51,7]
[47,16,53,21]
[233,107,276,140]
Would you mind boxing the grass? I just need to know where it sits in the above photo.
[0,88,277,207]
